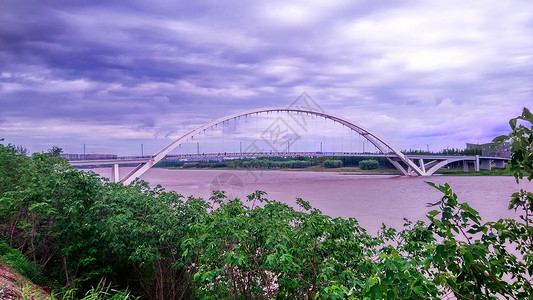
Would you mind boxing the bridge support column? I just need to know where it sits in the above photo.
[111,163,120,183]
[475,155,480,172]
[481,159,491,170]
[463,161,469,172]
[418,159,426,173]
[387,158,409,175]
[494,159,506,169]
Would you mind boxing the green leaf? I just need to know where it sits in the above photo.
[425,181,437,188]
[510,117,517,129]
[463,251,473,269]
[428,210,439,217]
[413,286,423,297]
[492,134,509,144]
[521,107,533,123]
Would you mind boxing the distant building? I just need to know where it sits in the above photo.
[61,153,118,160]
[466,142,511,158]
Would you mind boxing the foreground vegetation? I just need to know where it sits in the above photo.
[0,108,532,299]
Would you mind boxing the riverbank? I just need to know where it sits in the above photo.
[167,166,402,175]
[162,165,512,176]
[435,167,513,176]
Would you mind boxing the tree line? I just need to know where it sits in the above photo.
[156,156,393,170]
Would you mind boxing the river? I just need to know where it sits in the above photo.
[92,168,533,233]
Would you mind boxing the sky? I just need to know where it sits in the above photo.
[1,0,532,156]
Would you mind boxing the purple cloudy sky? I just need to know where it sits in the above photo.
[1,0,532,155]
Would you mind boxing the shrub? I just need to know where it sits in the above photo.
[359,159,379,170]
[322,159,343,168]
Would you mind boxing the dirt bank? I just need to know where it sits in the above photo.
[0,259,51,300]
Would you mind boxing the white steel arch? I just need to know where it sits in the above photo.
[121,107,426,184]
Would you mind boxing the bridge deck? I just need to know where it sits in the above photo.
[68,153,509,166]
[69,158,151,166]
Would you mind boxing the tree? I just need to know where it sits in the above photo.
[323,159,343,168]
[47,146,63,157]
[359,159,379,170]
[494,107,533,181]
[0,141,31,198]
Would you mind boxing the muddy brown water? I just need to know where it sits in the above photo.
[90,168,533,234]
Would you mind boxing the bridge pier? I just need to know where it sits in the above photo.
[387,158,409,175]
[461,156,480,173]
[481,158,492,171]
[111,163,120,183]
[494,159,506,169]
[463,161,469,172]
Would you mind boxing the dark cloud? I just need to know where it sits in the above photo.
[1,0,532,154]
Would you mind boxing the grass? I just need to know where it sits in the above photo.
[1,242,137,299]
[164,164,513,176]
[0,242,44,285]
[54,279,138,300]
[17,280,47,300]
[436,163,513,176]
[165,165,402,174]
[436,168,513,176]
[293,166,401,175]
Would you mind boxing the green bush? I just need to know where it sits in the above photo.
[322,159,343,168]
[359,159,379,170]
[0,153,202,298]
[0,141,31,198]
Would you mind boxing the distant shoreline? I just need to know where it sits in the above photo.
[160,166,513,176]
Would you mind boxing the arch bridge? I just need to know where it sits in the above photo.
[69,107,509,184]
